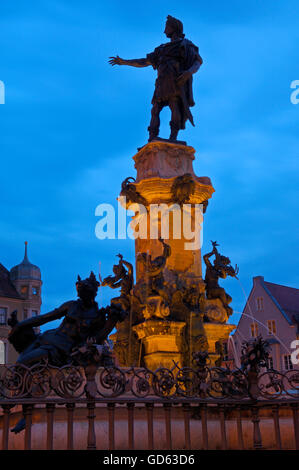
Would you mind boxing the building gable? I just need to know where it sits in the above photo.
[0,263,21,299]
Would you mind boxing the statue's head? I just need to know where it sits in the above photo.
[164,15,184,39]
[112,262,126,277]
[218,255,230,266]
[76,271,100,302]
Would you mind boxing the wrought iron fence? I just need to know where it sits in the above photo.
[0,361,299,450]
[1,361,299,400]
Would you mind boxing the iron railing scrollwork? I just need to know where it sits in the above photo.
[1,361,298,401]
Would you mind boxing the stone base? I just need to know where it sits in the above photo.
[133,319,186,370]
[203,323,236,365]
[133,141,213,185]
[3,404,295,449]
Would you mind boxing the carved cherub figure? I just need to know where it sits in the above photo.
[101,254,134,310]
[136,238,171,299]
[203,241,239,317]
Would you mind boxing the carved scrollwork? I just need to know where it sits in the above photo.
[142,295,170,320]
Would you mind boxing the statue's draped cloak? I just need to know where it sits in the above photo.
[146,38,202,129]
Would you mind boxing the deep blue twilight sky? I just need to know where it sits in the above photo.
[0,0,298,330]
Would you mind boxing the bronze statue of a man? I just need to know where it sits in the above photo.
[109,15,203,142]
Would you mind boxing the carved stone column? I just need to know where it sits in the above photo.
[130,141,214,283]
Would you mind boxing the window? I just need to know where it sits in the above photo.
[283,355,293,370]
[250,322,258,337]
[267,356,274,369]
[267,320,277,335]
[32,287,39,296]
[20,285,28,297]
[31,310,38,317]
[0,341,5,364]
[256,297,264,311]
[23,309,28,320]
[0,307,7,325]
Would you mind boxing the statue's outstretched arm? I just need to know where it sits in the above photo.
[11,302,71,330]
[110,280,123,289]
[203,250,214,268]
[122,259,134,278]
[102,274,122,289]
[109,56,151,68]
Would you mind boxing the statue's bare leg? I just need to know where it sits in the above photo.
[148,102,164,141]
[17,346,49,366]
[169,98,181,141]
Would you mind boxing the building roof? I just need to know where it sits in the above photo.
[0,263,21,299]
[10,242,41,281]
[263,280,299,331]
[264,281,299,316]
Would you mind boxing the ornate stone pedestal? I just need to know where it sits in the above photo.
[133,320,186,370]
[110,140,235,369]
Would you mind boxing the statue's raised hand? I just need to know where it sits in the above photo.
[211,240,219,254]
[109,55,125,66]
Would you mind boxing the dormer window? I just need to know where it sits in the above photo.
[256,297,264,311]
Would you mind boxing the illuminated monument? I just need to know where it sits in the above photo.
[108,16,238,369]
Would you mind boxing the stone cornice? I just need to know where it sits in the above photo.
[118,176,214,207]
